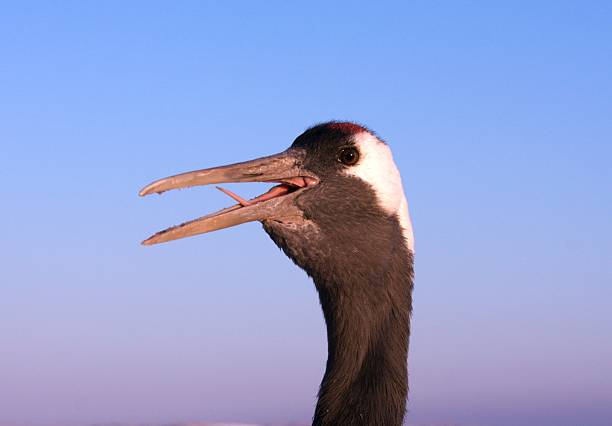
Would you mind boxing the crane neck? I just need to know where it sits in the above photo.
[312,250,414,426]
[261,182,415,426]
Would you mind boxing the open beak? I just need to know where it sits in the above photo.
[139,148,318,246]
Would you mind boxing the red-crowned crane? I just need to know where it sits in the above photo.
[140,122,415,426]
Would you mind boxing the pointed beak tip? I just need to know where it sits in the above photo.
[139,186,154,197]
[140,184,170,197]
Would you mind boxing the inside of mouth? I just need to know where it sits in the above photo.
[215,176,317,208]
[216,184,296,207]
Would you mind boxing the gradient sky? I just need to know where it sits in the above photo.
[1,1,611,426]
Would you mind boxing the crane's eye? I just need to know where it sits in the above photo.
[338,147,360,166]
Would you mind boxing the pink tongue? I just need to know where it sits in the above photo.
[282,176,318,187]
[216,185,291,207]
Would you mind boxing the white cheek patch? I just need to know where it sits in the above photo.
[345,132,415,253]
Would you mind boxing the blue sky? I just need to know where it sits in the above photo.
[1,1,611,425]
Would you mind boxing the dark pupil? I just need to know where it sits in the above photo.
[340,148,359,165]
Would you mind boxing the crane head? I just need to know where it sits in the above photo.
[139,121,413,254]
